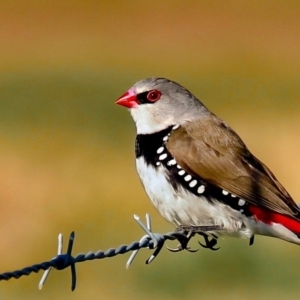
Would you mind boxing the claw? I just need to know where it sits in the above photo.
[176,224,222,251]
[166,233,189,252]
[166,245,184,252]
[249,235,255,246]
[166,242,199,253]
[198,233,220,251]
[166,228,199,252]
[186,246,199,253]
[198,240,220,251]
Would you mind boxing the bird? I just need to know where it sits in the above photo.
[115,77,300,249]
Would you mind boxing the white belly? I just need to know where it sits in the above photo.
[135,156,300,246]
[136,157,253,238]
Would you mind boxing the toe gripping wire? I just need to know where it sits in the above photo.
[0,214,224,291]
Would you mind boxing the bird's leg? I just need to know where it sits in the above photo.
[177,225,223,232]
[180,225,222,251]
[167,225,223,252]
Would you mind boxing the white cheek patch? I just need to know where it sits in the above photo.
[130,101,177,135]
[130,106,165,134]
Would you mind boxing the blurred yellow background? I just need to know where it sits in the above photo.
[0,1,300,299]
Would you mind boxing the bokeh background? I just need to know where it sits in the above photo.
[0,1,300,299]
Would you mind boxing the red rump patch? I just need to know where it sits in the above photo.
[249,205,300,234]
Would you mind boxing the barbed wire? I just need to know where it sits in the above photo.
[0,214,224,291]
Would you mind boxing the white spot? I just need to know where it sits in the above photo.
[167,159,177,166]
[178,170,185,176]
[156,162,161,166]
[231,194,237,198]
[172,124,180,130]
[163,136,169,142]
[189,180,197,188]
[159,153,167,160]
[136,156,259,240]
[157,147,164,154]
[222,190,229,196]
[184,174,192,181]
[240,209,244,213]
[137,156,300,244]
[177,165,182,169]
[238,199,246,206]
[197,185,205,194]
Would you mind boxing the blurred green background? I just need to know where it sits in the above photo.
[0,1,300,299]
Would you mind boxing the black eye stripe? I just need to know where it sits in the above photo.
[137,90,161,104]
[136,91,150,104]
[138,91,154,104]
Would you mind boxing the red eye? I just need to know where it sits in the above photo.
[146,90,161,102]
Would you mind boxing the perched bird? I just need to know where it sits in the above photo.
[116,77,300,249]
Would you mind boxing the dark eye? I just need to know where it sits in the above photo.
[146,90,161,102]
[136,90,162,104]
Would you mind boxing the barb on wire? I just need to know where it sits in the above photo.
[0,214,219,291]
[39,233,63,290]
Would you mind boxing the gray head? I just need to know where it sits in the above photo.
[116,77,209,134]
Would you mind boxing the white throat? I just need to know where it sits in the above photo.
[130,105,174,134]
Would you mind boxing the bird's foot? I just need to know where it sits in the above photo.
[167,225,223,252]
[197,232,220,251]
[174,225,223,251]
[167,229,198,253]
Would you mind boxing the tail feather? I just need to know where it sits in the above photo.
[249,205,300,237]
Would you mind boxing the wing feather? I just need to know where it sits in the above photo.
[166,116,300,217]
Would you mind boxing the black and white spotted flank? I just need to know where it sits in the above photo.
[135,125,251,221]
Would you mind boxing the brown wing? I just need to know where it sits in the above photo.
[166,115,300,217]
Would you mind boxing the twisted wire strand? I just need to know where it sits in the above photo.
[0,261,57,281]
[0,230,186,287]
[0,214,218,291]
[73,238,153,264]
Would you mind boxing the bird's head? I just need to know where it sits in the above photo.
[116,78,208,134]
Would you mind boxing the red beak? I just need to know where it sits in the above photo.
[115,89,138,108]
